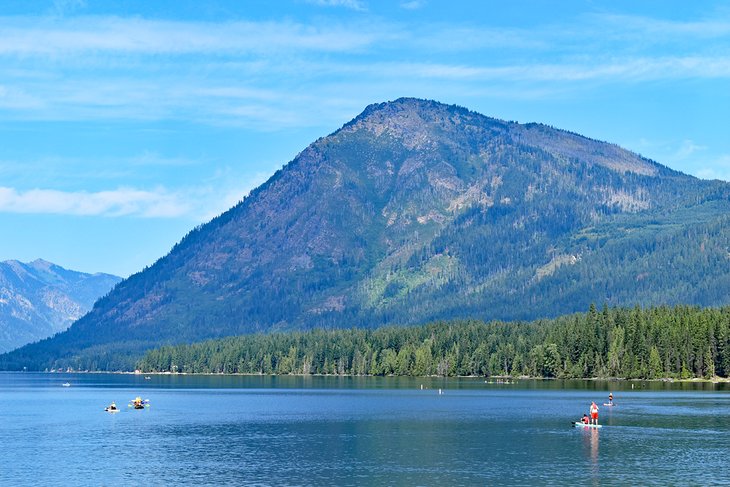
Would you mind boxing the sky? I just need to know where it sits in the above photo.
[1,0,729,277]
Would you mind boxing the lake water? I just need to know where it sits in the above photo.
[1,373,728,486]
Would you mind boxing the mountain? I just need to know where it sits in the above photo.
[0,259,121,353]
[4,97,730,370]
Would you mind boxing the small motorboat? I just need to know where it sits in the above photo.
[105,403,120,413]
[62,382,71,387]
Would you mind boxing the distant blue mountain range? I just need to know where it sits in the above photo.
[0,259,121,352]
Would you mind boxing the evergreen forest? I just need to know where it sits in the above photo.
[8,98,730,371]
[138,305,730,379]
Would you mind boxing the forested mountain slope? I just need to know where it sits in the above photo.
[4,98,730,370]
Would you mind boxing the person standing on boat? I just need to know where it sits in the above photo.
[608,392,613,405]
[590,401,599,425]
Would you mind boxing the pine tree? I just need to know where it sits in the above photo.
[704,347,715,379]
[648,346,662,379]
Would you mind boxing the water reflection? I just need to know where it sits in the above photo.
[590,428,599,464]
[581,427,600,483]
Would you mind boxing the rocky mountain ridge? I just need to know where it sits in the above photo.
[0,259,121,352]
[3,98,729,370]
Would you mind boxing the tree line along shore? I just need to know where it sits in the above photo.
[137,304,730,379]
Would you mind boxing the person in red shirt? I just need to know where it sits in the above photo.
[590,401,599,425]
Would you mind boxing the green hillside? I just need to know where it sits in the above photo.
[3,98,730,371]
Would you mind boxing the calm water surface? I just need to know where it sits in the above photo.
[0,373,728,486]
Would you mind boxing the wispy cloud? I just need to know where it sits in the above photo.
[1,54,728,128]
[400,1,425,10]
[635,138,730,181]
[672,140,707,161]
[595,13,730,40]
[0,17,383,56]
[0,84,44,109]
[0,187,191,217]
[695,155,730,181]
[197,169,272,221]
[128,151,201,168]
[51,0,87,16]
[305,0,367,11]
[0,13,727,128]
[1,12,727,59]
[387,56,730,82]
[0,167,269,220]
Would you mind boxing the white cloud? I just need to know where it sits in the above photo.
[0,11,726,61]
[0,17,382,56]
[129,151,200,168]
[694,155,730,181]
[0,167,274,221]
[0,53,727,129]
[635,138,730,182]
[400,1,425,10]
[305,0,367,11]
[595,13,730,40]
[51,0,87,16]
[385,56,730,82]
[0,13,727,129]
[673,140,707,161]
[0,186,190,218]
[0,84,45,109]
[198,171,272,222]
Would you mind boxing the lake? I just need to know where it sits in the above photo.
[1,373,727,486]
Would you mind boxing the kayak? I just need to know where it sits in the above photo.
[603,403,617,407]
[572,422,602,429]
[129,397,150,409]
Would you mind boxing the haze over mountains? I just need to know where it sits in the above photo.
[0,259,121,353]
[4,98,730,370]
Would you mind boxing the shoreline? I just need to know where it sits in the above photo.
[24,369,730,383]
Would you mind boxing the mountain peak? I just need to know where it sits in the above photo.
[29,258,56,272]
[0,259,122,353]
[342,98,494,150]
[3,99,726,371]
[341,97,667,177]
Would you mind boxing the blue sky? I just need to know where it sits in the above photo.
[1,0,729,277]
